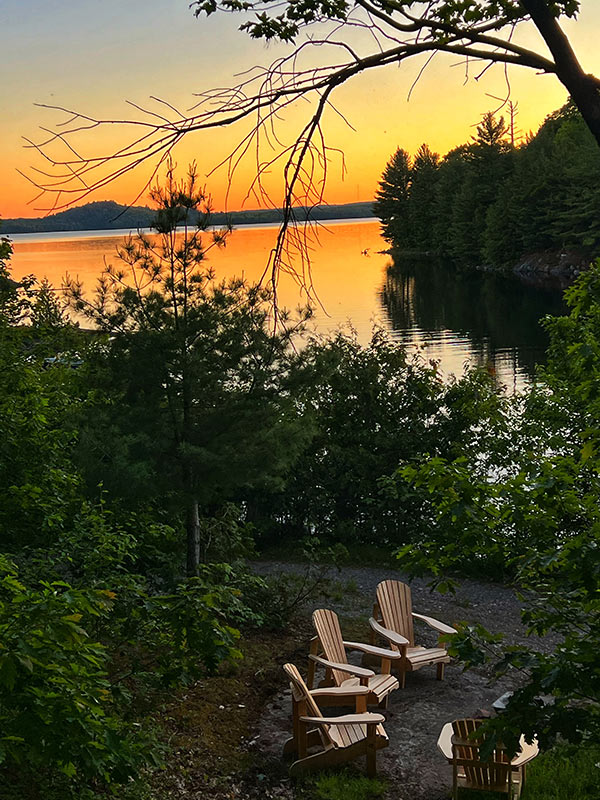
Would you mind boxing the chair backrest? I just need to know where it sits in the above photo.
[451,719,511,793]
[376,580,415,646]
[283,663,324,719]
[283,662,334,747]
[312,608,349,687]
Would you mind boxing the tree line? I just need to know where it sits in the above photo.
[375,102,600,270]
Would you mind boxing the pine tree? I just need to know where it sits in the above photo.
[451,113,513,265]
[66,163,310,575]
[374,147,412,245]
[408,143,440,251]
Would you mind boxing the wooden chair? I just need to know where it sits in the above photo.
[308,608,400,707]
[443,718,538,799]
[369,579,456,688]
[283,662,388,777]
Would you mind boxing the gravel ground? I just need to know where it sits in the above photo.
[250,560,556,800]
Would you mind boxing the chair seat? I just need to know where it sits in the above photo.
[405,646,450,667]
[340,673,399,702]
[329,722,388,749]
[458,778,512,792]
[457,771,520,795]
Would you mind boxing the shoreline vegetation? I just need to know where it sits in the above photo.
[375,102,600,290]
[1,199,375,235]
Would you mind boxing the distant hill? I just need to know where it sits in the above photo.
[2,200,375,234]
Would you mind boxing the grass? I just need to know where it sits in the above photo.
[309,769,386,800]
[522,744,600,800]
[452,745,600,800]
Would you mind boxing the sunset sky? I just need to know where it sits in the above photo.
[3,1,600,219]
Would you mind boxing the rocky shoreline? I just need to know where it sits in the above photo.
[387,246,594,291]
[499,247,591,290]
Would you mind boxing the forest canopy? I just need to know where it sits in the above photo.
[374,102,600,269]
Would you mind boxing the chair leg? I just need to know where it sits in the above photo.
[366,724,377,778]
[400,669,406,689]
[437,662,445,681]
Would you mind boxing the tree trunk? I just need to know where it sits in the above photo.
[186,492,200,577]
[523,0,600,148]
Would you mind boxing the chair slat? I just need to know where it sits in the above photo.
[378,579,415,646]
[452,719,511,795]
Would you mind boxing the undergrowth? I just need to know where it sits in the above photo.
[522,744,600,800]
[309,769,387,800]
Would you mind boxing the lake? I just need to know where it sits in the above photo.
[9,218,566,390]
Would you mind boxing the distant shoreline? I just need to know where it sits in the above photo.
[2,199,375,236]
[8,216,378,243]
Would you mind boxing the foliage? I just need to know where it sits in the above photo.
[408,143,440,252]
[65,162,310,575]
[248,327,518,551]
[447,523,600,750]
[0,245,83,553]
[0,556,158,786]
[192,0,578,45]
[376,102,600,269]
[250,328,456,545]
[23,503,245,684]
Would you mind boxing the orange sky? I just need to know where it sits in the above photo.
[3,2,600,219]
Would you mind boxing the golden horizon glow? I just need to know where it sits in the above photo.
[3,2,600,220]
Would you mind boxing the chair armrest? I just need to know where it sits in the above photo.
[310,686,370,700]
[300,713,385,725]
[343,640,402,660]
[369,617,409,648]
[309,653,375,679]
[412,612,456,635]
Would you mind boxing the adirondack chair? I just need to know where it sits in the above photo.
[369,579,456,688]
[308,608,400,707]
[437,718,539,799]
[283,662,388,777]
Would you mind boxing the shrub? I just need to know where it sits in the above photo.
[0,556,157,786]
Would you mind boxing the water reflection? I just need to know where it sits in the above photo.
[10,222,568,391]
[381,257,567,389]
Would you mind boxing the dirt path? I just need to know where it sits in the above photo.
[250,561,555,800]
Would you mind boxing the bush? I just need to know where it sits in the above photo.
[0,556,157,786]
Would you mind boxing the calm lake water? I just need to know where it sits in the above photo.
[10,218,566,390]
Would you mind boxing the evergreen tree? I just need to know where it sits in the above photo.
[408,144,440,251]
[431,146,470,254]
[450,113,512,265]
[374,147,412,244]
[66,163,310,575]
